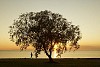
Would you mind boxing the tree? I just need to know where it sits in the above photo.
[8,10,82,62]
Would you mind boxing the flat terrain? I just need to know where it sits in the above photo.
[0,58,100,67]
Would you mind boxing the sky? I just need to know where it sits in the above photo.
[0,0,100,50]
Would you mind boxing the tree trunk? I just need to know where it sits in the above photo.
[43,44,54,62]
[48,55,54,63]
[44,48,54,62]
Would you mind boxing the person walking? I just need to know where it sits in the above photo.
[30,52,33,59]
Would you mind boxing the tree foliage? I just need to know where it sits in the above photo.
[9,10,82,62]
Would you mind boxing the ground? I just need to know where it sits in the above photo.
[0,58,100,67]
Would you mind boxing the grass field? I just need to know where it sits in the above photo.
[0,58,100,67]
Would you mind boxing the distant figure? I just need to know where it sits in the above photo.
[35,51,38,59]
[30,52,33,59]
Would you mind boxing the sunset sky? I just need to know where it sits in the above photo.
[0,0,100,50]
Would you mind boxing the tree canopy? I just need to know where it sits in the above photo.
[9,10,82,62]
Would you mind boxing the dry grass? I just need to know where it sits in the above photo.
[0,58,100,67]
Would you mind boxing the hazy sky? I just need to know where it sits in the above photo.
[0,0,100,50]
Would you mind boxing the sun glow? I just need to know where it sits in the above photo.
[54,44,58,58]
[53,42,66,58]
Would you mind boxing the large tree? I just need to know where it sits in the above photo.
[8,10,82,62]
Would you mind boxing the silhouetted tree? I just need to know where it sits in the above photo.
[8,10,82,62]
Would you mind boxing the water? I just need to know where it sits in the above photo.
[0,50,100,58]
